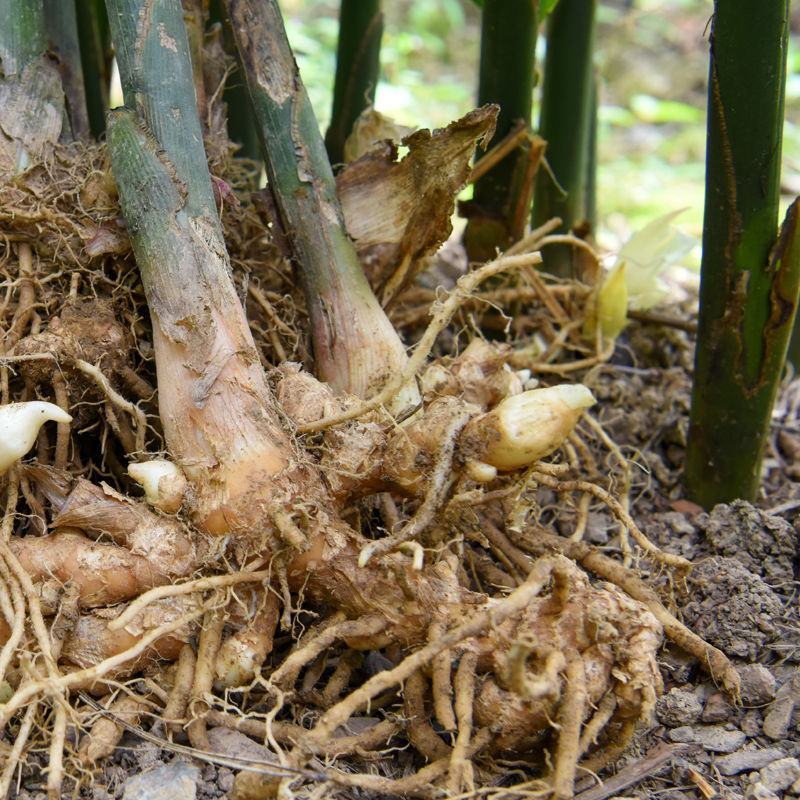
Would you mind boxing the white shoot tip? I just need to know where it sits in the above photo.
[0,401,72,473]
[128,459,186,513]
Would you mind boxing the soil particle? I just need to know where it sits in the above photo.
[681,557,783,660]
[647,511,700,559]
[584,510,613,545]
[764,699,797,741]
[715,746,788,776]
[697,501,798,589]
[701,692,733,723]
[656,687,703,727]
[741,709,765,738]
[737,664,778,706]
[757,757,800,793]
[121,762,199,800]
[667,724,746,753]
[744,782,782,800]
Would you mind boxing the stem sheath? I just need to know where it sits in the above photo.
[226,0,418,408]
[686,1,795,507]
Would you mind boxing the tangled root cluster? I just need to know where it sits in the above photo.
[0,134,739,800]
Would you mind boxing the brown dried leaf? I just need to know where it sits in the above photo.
[343,108,413,163]
[337,105,497,306]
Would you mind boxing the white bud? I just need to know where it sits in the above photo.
[464,460,498,483]
[128,459,187,513]
[462,384,595,471]
[515,369,532,384]
[0,402,72,475]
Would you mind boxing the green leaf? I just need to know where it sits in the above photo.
[540,0,561,18]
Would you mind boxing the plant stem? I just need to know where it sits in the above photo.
[75,0,112,139]
[324,0,383,167]
[182,0,208,126]
[43,0,91,139]
[225,0,418,409]
[532,0,596,276]
[0,0,65,174]
[208,0,261,161]
[105,0,290,534]
[584,73,598,235]
[685,1,796,508]
[106,0,218,222]
[464,0,537,261]
[0,0,45,76]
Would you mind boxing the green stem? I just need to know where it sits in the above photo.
[0,0,66,174]
[208,0,261,161]
[43,0,91,139]
[105,0,290,528]
[324,0,383,168]
[75,0,112,139]
[584,73,598,235]
[532,0,596,276]
[0,0,45,76]
[182,0,208,127]
[464,0,537,262]
[225,0,418,408]
[105,0,218,224]
[685,1,795,508]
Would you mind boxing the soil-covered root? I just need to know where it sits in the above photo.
[10,530,175,608]
[248,553,665,797]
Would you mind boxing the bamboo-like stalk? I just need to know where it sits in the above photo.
[208,0,260,161]
[0,0,66,175]
[0,0,45,76]
[324,0,383,167]
[105,0,291,534]
[182,0,208,126]
[106,0,217,222]
[685,1,796,508]
[43,0,91,139]
[532,0,596,276]
[225,0,419,410]
[584,74,598,235]
[75,0,111,139]
[464,0,537,261]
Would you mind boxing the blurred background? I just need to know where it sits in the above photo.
[281,0,800,256]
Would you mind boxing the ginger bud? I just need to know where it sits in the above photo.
[0,402,72,475]
[461,385,595,471]
[128,459,187,513]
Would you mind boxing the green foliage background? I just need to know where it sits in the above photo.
[281,0,799,249]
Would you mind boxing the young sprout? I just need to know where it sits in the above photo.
[462,384,595,471]
[0,402,72,475]
[128,460,187,514]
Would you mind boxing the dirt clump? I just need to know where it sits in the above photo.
[681,556,784,661]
